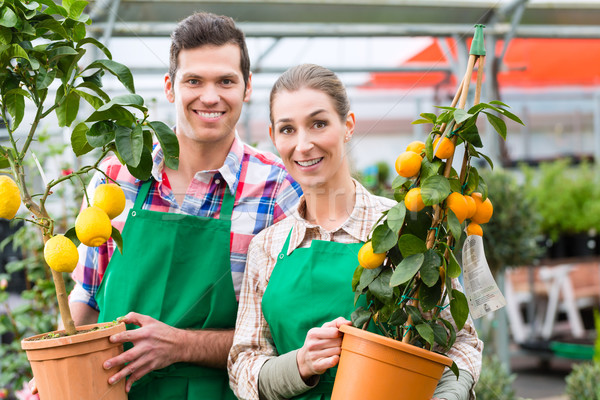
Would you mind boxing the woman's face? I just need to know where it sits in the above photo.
[270,88,355,191]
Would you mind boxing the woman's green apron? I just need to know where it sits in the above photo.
[96,180,238,400]
[262,230,366,400]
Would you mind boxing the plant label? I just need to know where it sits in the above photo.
[462,235,506,319]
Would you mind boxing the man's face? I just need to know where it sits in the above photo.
[164,44,252,146]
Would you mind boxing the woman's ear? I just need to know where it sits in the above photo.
[269,125,275,144]
[344,112,356,142]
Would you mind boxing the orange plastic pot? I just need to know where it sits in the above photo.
[21,322,127,400]
[331,325,453,400]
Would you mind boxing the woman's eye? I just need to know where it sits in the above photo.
[314,121,327,129]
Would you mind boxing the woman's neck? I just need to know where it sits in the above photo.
[303,176,356,231]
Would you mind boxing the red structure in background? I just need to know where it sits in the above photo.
[363,38,600,90]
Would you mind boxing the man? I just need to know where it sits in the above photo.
[68,12,301,399]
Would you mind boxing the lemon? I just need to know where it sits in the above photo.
[75,206,112,247]
[404,187,425,212]
[466,222,483,236]
[432,136,455,159]
[395,151,422,178]
[92,183,126,219]
[358,241,386,269]
[446,192,468,223]
[44,235,79,273]
[470,193,494,224]
[0,175,21,220]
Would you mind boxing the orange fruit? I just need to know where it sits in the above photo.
[470,193,493,224]
[405,188,425,212]
[433,136,455,159]
[464,195,477,219]
[406,140,426,155]
[395,151,422,178]
[466,222,483,236]
[446,192,468,223]
[358,241,386,269]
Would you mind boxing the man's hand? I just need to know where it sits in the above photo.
[296,317,352,383]
[103,312,183,393]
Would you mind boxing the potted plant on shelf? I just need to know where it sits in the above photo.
[0,0,178,398]
[331,25,524,400]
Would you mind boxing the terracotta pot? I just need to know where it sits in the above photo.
[331,325,453,400]
[21,322,127,400]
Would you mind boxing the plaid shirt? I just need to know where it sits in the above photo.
[228,181,482,400]
[70,136,302,310]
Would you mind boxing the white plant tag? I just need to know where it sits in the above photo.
[461,235,506,319]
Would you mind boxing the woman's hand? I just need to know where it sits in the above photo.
[296,317,351,383]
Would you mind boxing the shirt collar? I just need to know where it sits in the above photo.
[286,179,375,254]
[149,133,245,196]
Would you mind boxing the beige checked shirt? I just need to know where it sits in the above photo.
[228,180,482,400]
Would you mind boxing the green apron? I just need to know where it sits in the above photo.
[262,230,365,400]
[96,179,238,400]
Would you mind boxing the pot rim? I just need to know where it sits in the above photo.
[21,321,125,350]
[339,324,453,367]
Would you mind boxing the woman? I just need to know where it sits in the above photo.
[228,64,482,400]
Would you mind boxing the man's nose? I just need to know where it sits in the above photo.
[200,85,219,105]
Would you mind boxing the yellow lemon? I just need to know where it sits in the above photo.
[395,151,422,178]
[470,193,494,224]
[92,183,126,219]
[432,136,455,159]
[0,175,21,220]
[466,222,483,237]
[75,206,112,247]
[464,195,477,219]
[44,235,79,273]
[405,187,425,212]
[406,140,426,155]
[358,241,386,269]
[446,192,468,223]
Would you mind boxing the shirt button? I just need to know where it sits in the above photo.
[323,233,330,241]
[215,179,221,185]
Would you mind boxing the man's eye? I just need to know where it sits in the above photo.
[280,127,294,135]
[222,79,233,85]
[188,79,199,85]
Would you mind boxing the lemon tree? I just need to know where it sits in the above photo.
[0,0,179,335]
[351,90,523,370]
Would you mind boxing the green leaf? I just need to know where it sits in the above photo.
[2,44,29,63]
[115,125,143,167]
[55,91,80,127]
[388,308,408,326]
[391,175,409,190]
[351,307,371,329]
[76,81,110,101]
[35,67,57,90]
[22,1,42,11]
[420,175,451,206]
[441,318,457,349]
[70,122,93,156]
[464,167,479,195]
[371,222,397,254]
[489,100,509,107]
[390,253,423,287]
[48,46,79,64]
[149,121,179,170]
[411,119,431,125]
[87,120,116,147]
[125,145,152,181]
[72,20,86,41]
[450,289,469,331]
[432,323,449,348]
[449,361,460,378]
[86,105,136,125]
[4,89,25,130]
[447,251,461,279]
[447,210,463,242]
[415,323,435,346]
[478,152,494,169]
[64,227,81,247]
[0,6,18,27]
[73,89,102,109]
[97,93,145,112]
[453,109,473,124]
[460,122,483,148]
[397,234,426,258]
[405,305,423,324]
[357,267,381,292]
[425,133,434,162]
[351,266,363,291]
[483,111,507,140]
[386,202,406,235]
[420,249,441,287]
[369,269,393,303]
[419,112,437,124]
[35,18,69,39]
[86,59,135,93]
[0,146,10,169]
[419,279,442,312]
[66,0,87,19]
[477,176,488,199]
[0,26,12,44]
[76,37,112,59]
[419,158,442,182]
[38,0,68,17]
[111,226,123,254]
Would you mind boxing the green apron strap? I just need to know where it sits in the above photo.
[219,185,235,220]
[134,180,153,210]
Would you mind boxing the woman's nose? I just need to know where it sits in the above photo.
[295,130,314,152]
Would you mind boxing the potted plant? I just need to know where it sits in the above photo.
[0,0,178,398]
[331,25,524,400]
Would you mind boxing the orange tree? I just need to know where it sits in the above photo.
[352,99,523,374]
[0,0,178,335]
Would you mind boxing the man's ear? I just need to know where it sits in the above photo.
[164,73,175,103]
[243,72,253,102]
